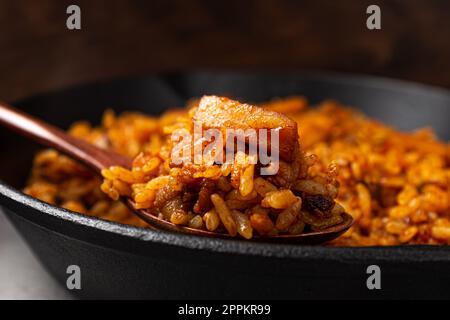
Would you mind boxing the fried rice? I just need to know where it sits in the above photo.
[23,96,450,245]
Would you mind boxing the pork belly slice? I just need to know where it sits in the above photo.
[193,96,299,162]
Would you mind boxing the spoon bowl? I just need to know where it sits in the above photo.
[132,200,353,244]
[0,100,353,244]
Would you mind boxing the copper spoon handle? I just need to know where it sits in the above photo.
[0,101,132,172]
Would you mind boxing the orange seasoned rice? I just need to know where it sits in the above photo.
[23,97,450,245]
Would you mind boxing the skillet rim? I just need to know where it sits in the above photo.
[1,71,450,262]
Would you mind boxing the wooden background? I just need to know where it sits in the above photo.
[1,0,449,101]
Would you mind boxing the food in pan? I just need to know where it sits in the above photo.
[24,96,450,245]
[26,96,344,239]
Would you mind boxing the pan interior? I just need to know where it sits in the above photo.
[1,72,449,195]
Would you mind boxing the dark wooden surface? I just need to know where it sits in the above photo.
[1,0,449,101]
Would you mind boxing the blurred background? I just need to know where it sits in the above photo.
[1,0,450,102]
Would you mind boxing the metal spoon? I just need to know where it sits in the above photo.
[0,101,353,244]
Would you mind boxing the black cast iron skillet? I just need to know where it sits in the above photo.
[1,71,450,299]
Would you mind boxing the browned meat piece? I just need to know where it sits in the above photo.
[193,96,300,162]
[154,184,180,208]
[193,179,215,214]
[301,193,335,218]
